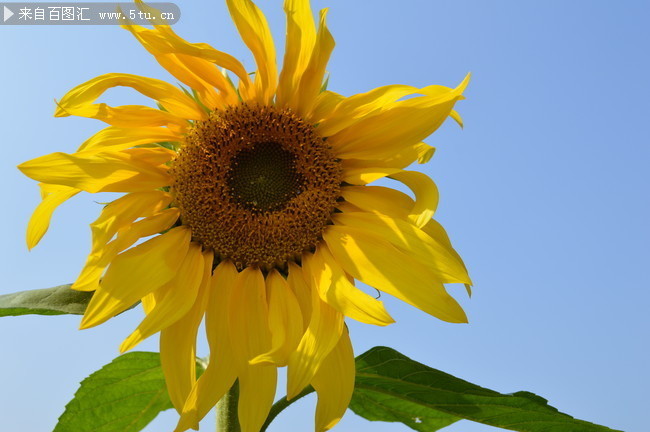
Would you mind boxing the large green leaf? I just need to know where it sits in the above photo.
[54,352,206,432]
[350,346,621,432]
[0,284,92,317]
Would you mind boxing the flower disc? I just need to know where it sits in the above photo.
[171,104,342,269]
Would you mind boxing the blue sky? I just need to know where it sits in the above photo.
[1,1,648,431]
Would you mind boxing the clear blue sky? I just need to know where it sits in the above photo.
[1,1,648,431]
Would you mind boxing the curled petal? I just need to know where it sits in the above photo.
[55,73,205,121]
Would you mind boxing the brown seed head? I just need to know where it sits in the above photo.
[171,104,342,270]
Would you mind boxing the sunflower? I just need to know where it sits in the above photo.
[18,1,472,431]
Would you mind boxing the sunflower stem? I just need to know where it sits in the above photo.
[216,381,240,432]
[259,386,315,432]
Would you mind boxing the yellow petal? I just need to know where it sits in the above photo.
[88,190,172,254]
[340,169,438,228]
[337,186,472,296]
[158,54,224,108]
[310,90,344,126]
[26,184,79,250]
[76,126,181,153]
[311,327,355,432]
[288,261,312,329]
[228,267,276,432]
[295,9,335,116]
[303,246,394,326]
[340,166,401,186]
[120,243,206,352]
[338,141,435,172]
[313,84,421,137]
[323,225,467,323]
[18,148,174,193]
[422,219,473,297]
[238,364,277,432]
[388,170,439,228]
[160,250,213,413]
[61,102,188,129]
[121,17,252,94]
[120,21,229,109]
[55,73,204,121]
[329,74,470,160]
[340,185,413,218]
[229,267,272,366]
[287,282,344,399]
[175,53,241,105]
[176,261,239,432]
[415,142,436,164]
[226,0,277,104]
[251,269,304,366]
[141,293,156,314]
[276,0,316,108]
[332,212,470,285]
[79,226,191,329]
[73,208,180,292]
[341,186,472,296]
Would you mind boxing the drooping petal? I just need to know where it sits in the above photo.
[288,261,312,329]
[287,281,344,399]
[26,184,79,250]
[119,243,206,352]
[226,0,277,104]
[311,327,355,432]
[18,148,174,193]
[332,212,470,284]
[88,190,172,254]
[251,269,303,366]
[323,225,467,323]
[228,267,276,432]
[329,74,470,160]
[303,246,394,326]
[294,8,335,116]
[237,361,277,432]
[79,226,191,329]
[176,261,239,432]
[73,208,180,292]
[160,250,213,413]
[55,73,205,121]
[276,0,316,108]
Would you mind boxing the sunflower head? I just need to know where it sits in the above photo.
[17,1,471,431]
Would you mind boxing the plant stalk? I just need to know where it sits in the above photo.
[216,381,241,432]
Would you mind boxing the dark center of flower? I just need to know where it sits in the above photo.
[227,141,302,212]
[171,104,342,270]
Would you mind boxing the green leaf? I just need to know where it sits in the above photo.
[54,352,206,432]
[351,346,621,432]
[0,284,92,317]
